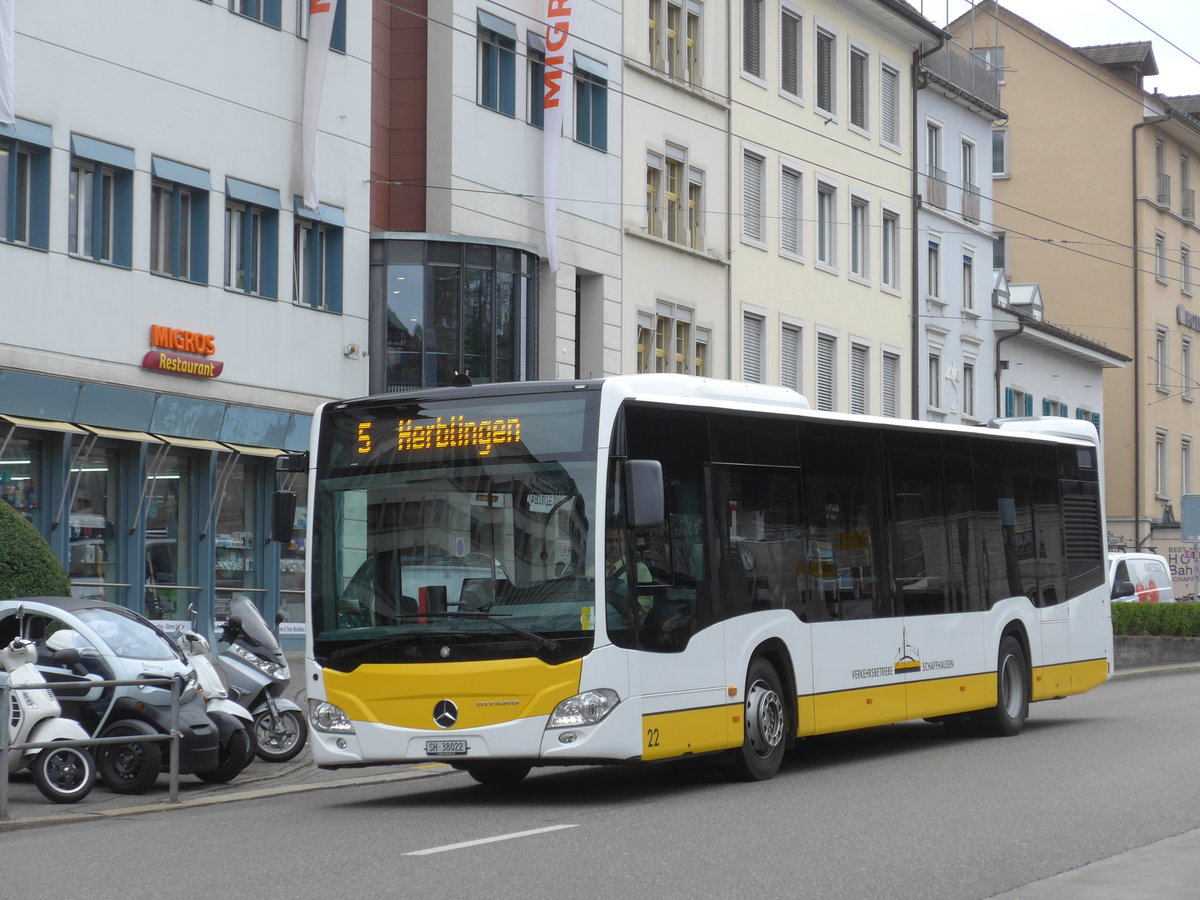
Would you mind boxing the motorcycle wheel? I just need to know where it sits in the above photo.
[96,728,162,795]
[33,745,96,804]
[252,708,308,762]
[196,727,252,784]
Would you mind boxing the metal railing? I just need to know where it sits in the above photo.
[962,181,981,224]
[1184,187,1196,221]
[1,675,183,820]
[920,43,1002,111]
[1157,172,1171,206]
[926,166,947,210]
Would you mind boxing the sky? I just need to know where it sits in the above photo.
[919,0,1200,97]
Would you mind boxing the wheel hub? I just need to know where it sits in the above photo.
[745,679,785,758]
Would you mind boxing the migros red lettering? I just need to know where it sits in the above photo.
[544,66,564,108]
[546,0,572,18]
[311,0,332,13]
[545,22,570,52]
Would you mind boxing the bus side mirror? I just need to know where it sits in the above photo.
[271,491,298,544]
[624,459,665,530]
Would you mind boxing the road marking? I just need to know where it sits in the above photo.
[405,824,581,856]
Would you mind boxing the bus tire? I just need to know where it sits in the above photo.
[727,657,788,781]
[976,636,1029,737]
[465,762,531,786]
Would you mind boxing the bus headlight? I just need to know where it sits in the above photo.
[547,689,620,728]
[308,698,355,734]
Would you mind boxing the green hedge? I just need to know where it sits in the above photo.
[1112,602,1200,637]
[0,501,71,600]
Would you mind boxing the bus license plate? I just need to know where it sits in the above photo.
[425,740,468,756]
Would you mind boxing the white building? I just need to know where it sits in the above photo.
[915,40,1003,424]
[1,0,371,635]
[369,0,623,388]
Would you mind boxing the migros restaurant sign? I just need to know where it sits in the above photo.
[142,324,225,379]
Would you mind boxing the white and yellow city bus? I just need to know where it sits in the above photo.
[298,375,1111,784]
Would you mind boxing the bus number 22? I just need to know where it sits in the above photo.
[646,728,661,748]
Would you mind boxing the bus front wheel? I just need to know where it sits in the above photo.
[727,658,788,781]
[976,636,1029,737]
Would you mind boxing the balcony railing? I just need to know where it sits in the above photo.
[1184,187,1196,221]
[1157,172,1171,206]
[926,166,947,210]
[962,181,980,225]
[920,43,1002,111]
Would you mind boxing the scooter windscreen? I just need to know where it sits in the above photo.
[227,597,282,654]
[75,607,185,662]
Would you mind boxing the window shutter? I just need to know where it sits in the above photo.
[743,152,764,242]
[742,0,761,78]
[816,31,833,112]
[817,335,835,410]
[781,324,800,390]
[882,353,899,417]
[1005,388,1014,417]
[1024,394,1034,416]
[1092,412,1101,430]
[780,169,800,253]
[781,12,799,95]
[880,66,898,144]
[742,314,763,383]
[1042,398,1051,415]
[850,345,868,414]
[850,49,866,128]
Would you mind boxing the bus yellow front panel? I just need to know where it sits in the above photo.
[324,658,582,729]
[641,704,740,761]
[1031,658,1108,700]
[810,683,907,735]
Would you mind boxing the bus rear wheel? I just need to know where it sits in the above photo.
[976,636,1029,737]
[727,658,788,781]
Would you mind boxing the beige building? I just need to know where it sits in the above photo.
[730,0,943,415]
[948,3,1200,554]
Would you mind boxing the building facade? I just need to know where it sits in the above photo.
[915,40,1002,424]
[948,3,1200,553]
[370,0,623,390]
[1,0,371,639]
[729,0,942,415]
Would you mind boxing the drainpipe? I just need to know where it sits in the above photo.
[911,34,946,419]
[1132,112,1172,547]
[726,0,734,379]
[994,316,1023,416]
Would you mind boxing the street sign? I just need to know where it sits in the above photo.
[1182,495,1200,542]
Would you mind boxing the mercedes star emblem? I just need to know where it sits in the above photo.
[433,699,459,729]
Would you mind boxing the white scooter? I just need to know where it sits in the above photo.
[177,607,256,783]
[1,624,96,804]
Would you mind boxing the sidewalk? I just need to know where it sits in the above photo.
[3,656,1198,832]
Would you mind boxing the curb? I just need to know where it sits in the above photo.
[0,764,457,833]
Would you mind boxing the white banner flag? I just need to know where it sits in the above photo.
[542,1,573,274]
[0,0,15,125]
[301,0,339,209]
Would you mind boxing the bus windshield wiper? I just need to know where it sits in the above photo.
[329,612,558,660]
[406,612,560,651]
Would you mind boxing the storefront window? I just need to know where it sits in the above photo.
[0,434,44,533]
[215,460,258,621]
[144,452,192,621]
[69,442,121,603]
[279,473,308,635]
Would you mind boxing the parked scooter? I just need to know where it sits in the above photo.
[1,619,96,804]
[11,596,222,794]
[219,596,308,762]
[177,605,256,782]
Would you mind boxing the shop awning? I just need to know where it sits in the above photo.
[222,443,287,458]
[80,425,162,443]
[1,415,86,434]
[153,434,229,452]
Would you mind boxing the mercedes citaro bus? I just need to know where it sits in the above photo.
[291,375,1112,784]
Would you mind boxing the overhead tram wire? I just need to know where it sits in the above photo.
[377,0,1199,289]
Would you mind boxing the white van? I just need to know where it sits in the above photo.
[1107,552,1176,603]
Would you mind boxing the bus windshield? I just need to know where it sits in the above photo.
[311,388,600,667]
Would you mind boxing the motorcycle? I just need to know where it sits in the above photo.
[177,606,256,783]
[219,596,308,763]
[1,615,96,804]
[3,596,222,794]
